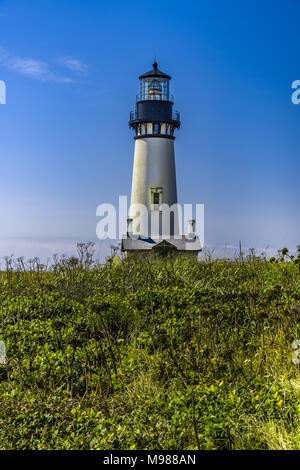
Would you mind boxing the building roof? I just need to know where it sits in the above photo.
[121,235,201,252]
[139,62,171,80]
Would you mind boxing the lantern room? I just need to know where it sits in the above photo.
[129,61,180,137]
[138,61,171,101]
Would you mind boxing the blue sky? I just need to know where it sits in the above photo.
[0,0,299,259]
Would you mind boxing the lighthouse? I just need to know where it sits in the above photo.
[122,62,201,257]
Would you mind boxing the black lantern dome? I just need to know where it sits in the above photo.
[129,62,180,139]
[139,61,171,80]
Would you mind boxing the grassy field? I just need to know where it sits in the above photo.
[0,245,299,450]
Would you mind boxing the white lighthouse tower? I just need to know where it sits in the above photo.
[122,62,201,257]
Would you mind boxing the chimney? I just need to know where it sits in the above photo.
[187,219,196,239]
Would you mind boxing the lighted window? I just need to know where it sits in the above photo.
[149,79,162,99]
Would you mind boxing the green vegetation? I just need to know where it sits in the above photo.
[0,245,299,450]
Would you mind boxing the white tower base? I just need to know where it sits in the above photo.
[130,137,179,237]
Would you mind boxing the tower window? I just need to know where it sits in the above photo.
[153,192,160,204]
[150,187,163,209]
[153,123,160,135]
